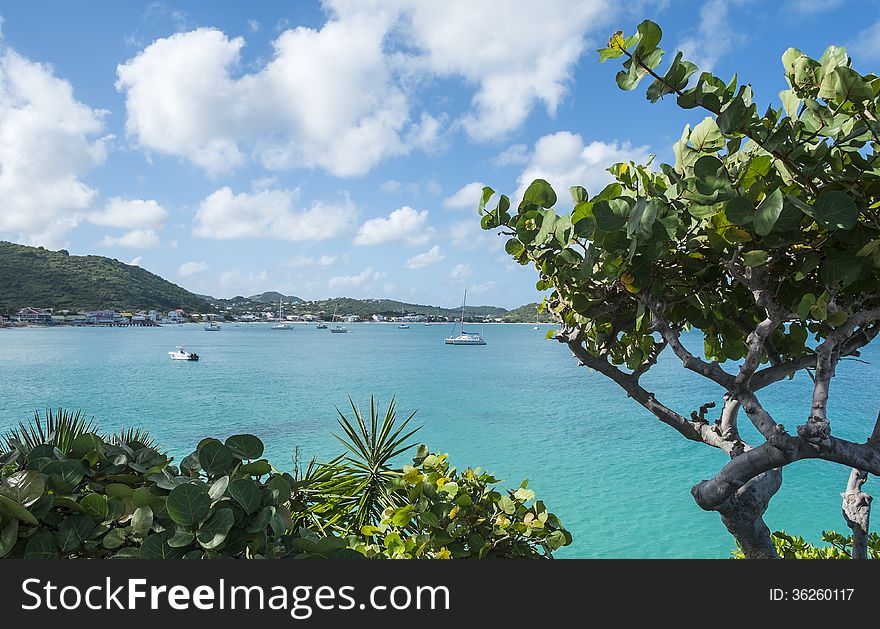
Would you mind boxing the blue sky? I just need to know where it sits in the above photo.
[0,0,877,308]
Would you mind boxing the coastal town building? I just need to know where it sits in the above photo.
[15,307,53,324]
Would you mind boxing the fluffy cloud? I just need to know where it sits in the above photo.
[282,253,343,268]
[449,220,487,251]
[328,267,386,292]
[0,48,110,247]
[116,1,616,178]
[492,143,529,166]
[89,197,168,229]
[100,229,161,249]
[448,263,471,281]
[405,245,444,269]
[516,132,651,202]
[354,206,432,246]
[852,21,880,62]
[115,18,419,177]
[676,0,750,72]
[178,261,208,277]
[443,181,485,211]
[194,187,357,241]
[385,0,610,140]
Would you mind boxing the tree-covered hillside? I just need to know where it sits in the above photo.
[0,241,211,313]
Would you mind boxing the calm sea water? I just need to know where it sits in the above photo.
[1,322,877,558]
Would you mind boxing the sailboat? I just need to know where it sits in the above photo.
[533,304,540,330]
[272,297,294,330]
[329,302,347,333]
[444,290,486,345]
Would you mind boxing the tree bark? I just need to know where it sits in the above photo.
[841,468,871,559]
[718,468,782,559]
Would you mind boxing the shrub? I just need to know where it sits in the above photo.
[0,402,571,559]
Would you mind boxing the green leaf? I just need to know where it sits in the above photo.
[821,250,865,287]
[754,189,784,236]
[79,493,110,521]
[240,459,272,476]
[806,190,859,231]
[818,66,873,103]
[569,186,588,203]
[725,197,753,225]
[167,483,212,526]
[208,475,229,501]
[0,518,18,558]
[197,439,235,476]
[593,199,628,232]
[167,528,195,548]
[742,250,769,267]
[102,528,126,549]
[44,459,86,492]
[690,117,725,152]
[0,495,38,525]
[140,532,187,559]
[55,514,95,553]
[0,470,45,507]
[478,186,495,214]
[224,434,264,460]
[131,505,154,537]
[196,508,235,550]
[228,478,261,514]
[521,179,557,209]
[24,531,58,559]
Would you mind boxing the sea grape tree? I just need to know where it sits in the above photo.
[479,20,880,558]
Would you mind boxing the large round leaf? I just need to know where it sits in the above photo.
[139,532,187,559]
[80,493,110,521]
[228,478,261,514]
[197,508,235,549]
[55,514,95,553]
[24,531,58,559]
[225,434,264,460]
[0,518,18,558]
[0,496,38,525]
[0,470,45,507]
[807,190,859,231]
[197,440,234,476]
[167,483,211,526]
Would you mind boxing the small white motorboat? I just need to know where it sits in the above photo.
[315,323,328,329]
[330,325,348,333]
[204,322,221,331]
[168,347,199,361]
[398,324,410,329]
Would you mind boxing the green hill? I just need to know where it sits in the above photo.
[249,291,304,304]
[502,303,554,323]
[291,297,508,321]
[0,241,211,314]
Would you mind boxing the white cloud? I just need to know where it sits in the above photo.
[115,18,419,177]
[89,197,168,229]
[677,0,749,72]
[100,229,161,249]
[178,261,208,277]
[281,253,343,268]
[492,143,529,166]
[0,48,110,247]
[247,19,261,32]
[443,181,485,211]
[354,206,432,246]
[219,269,269,294]
[380,179,402,193]
[328,267,386,292]
[516,132,651,203]
[786,0,844,13]
[449,219,487,251]
[405,245,444,269]
[194,186,357,241]
[449,263,471,281]
[128,256,143,266]
[385,0,609,140]
[852,21,880,62]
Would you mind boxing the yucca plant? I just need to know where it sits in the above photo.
[328,396,421,532]
[108,427,163,452]
[1,408,97,457]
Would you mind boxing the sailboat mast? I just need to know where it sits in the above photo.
[461,290,467,328]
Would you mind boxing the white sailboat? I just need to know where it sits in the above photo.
[204,321,221,331]
[444,290,486,345]
[329,302,347,333]
[272,297,294,330]
[533,305,540,330]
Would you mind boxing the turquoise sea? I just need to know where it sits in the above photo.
[1,322,877,558]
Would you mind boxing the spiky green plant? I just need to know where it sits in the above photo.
[108,427,163,452]
[329,396,420,532]
[1,409,97,457]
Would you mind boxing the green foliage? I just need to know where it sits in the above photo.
[479,19,880,367]
[732,531,880,559]
[0,402,571,559]
[0,241,211,313]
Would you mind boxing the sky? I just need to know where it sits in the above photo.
[0,0,878,308]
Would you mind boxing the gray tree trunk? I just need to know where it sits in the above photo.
[841,468,871,559]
